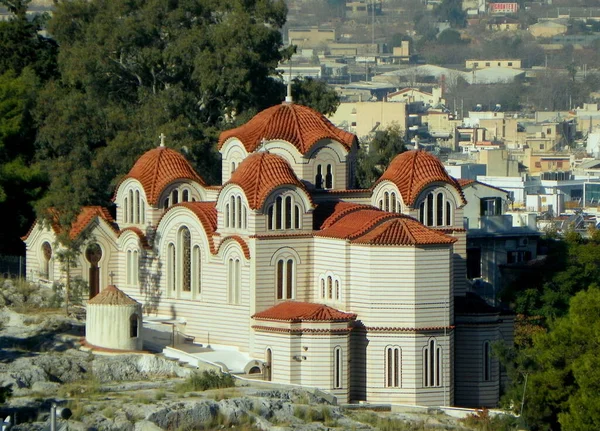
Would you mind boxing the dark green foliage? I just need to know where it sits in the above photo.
[290,77,340,116]
[34,0,290,234]
[0,384,12,403]
[0,0,58,80]
[355,124,406,189]
[433,0,466,28]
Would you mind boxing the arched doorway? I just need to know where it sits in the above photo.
[86,243,102,299]
[264,348,272,381]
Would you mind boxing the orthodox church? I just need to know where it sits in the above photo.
[23,95,513,407]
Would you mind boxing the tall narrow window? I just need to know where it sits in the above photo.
[426,193,434,226]
[334,347,343,389]
[180,227,191,292]
[129,190,134,223]
[127,250,133,285]
[183,189,189,202]
[446,201,452,226]
[41,242,52,279]
[315,165,323,189]
[172,189,179,205]
[276,258,294,300]
[133,250,139,285]
[325,164,333,189]
[228,257,241,304]
[275,197,282,229]
[384,192,390,212]
[294,205,300,229]
[167,243,176,292]
[328,276,333,298]
[483,341,491,381]
[135,190,140,223]
[193,245,202,294]
[268,206,274,230]
[436,193,444,226]
[391,192,397,212]
[124,197,129,223]
[335,280,340,300]
[419,201,425,223]
[424,339,441,387]
[230,195,236,228]
[385,346,401,387]
[237,196,242,228]
[320,278,326,298]
[285,196,292,229]
[225,204,230,228]
[140,199,145,224]
[231,162,236,174]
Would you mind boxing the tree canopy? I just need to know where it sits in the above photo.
[355,124,406,188]
[34,0,291,231]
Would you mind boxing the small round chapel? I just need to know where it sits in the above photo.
[86,285,143,351]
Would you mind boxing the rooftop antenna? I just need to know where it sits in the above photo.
[159,132,166,147]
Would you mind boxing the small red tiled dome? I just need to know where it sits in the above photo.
[125,147,206,206]
[252,301,357,322]
[225,152,308,210]
[375,150,465,206]
[218,103,356,155]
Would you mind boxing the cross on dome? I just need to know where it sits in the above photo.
[159,133,166,147]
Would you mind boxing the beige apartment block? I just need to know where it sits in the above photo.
[288,27,336,49]
[465,59,521,70]
[524,148,570,173]
[479,118,523,148]
[328,101,407,139]
[477,150,521,177]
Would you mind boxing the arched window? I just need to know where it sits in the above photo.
[325,164,333,189]
[418,192,453,228]
[423,338,442,387]
[192,246,202,294]
[140,198,145,224]
[276,258,294,300]
[265,348,272,381]
[127,249,139,286]
[319,274,341,300]
[384,191,390,212]
[130,314,139,338]
[179,227,191,292]
[333,346,343,389]
[228,257,241,304]
[385,346,401,388]
[41,241,52,279]
[129,190,134,223]
[483,341,491,381]
[124,197,129,223]
[327,276,333,298]
[315,165,323,189]
[225,204,230,228]
[231,161,236,174]
[135,190,141,223]
[391,192,397,212]
[237,196,242,228]
[182,189,189,202]
[335,280,340,300]
[172,189,179,205]
[230,195,236,227]
[268,194,302,230]
[167,243,176,292]
[320,278,326,298]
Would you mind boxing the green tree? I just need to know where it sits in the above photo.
[0,0,58,80]
[34,0,290,232]
[510,287,600,429]
[355,124,406,188]
[434,0,466,28]
[290,77,340,116]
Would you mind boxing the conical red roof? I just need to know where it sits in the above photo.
[375,150,465,206]
[124,147,206,205]
[218,103,356,155]
[225,152,308,210]
[88,285,139,305]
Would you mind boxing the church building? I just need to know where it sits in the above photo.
[23,97,513,407]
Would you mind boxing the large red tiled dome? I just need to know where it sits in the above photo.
[218,103,356,155]
[125,147,206,205]
[225,152,308,210]
[375,150,465,206]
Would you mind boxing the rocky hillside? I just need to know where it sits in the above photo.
[0,281,515,430]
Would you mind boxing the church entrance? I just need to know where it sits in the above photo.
[86,243,102,299]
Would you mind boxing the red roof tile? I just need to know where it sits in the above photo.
[88,285,139,305]
[318,208,397,240]
[252,301,357,322]
[156,201,218,253]
[118,227,151,249]
[353,217,457,245]
[319,202,374,230]
[375,150,466,206]
[123,146,206,206]
[217,235,251,260]
[225,152,309,210]
[69,206,118,239]
[457,178,475,187]
[217,103,356,155]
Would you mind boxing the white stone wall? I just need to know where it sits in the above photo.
[86,303,143,350]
